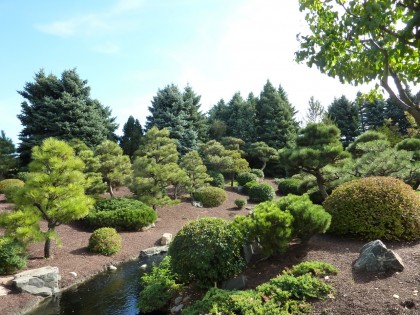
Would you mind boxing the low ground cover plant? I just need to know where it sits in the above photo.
[323,176,420,240]
[88,227,122,256]
[192,187,227,207]
[83,197,157,231]
[183,261,337,315]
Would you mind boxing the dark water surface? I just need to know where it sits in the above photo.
[28,259,144,315]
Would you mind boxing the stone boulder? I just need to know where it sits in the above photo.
[13,266,60,297]
[354,240,404,273]
[160,233,173,245]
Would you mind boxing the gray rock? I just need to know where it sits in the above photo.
[354,240,404,273]
[221,274,247,290]
[174,296,183,305]
[0,276,14,286]
[139,245,169,258]
[171,303,184,314]
[108,265,117,271]
[192,201,203,208]
[13,266,60,297]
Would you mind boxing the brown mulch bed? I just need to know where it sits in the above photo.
[1,184,419,315]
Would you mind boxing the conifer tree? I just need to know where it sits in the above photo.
[255,81,297,149]
[17,69,117,165]
[0,131,18,179]
[120,116,143,159]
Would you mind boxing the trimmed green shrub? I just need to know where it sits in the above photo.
[276,194,331,243]
[248,182,275,202]
[83,198,157,231]
[277,178,303,196]
[88,227,122,256]
[323,176,420,240]
[243,180,258,195]
[251,168,265,178]
[234,198,247,209]
[208,171,225,188]
[0,236,27,275]
[237,172,258,186]
[0,179,24,194]
[168,218,246,287]
[183,261,336,315]
[138,256,182,313]
[192,187,227,207]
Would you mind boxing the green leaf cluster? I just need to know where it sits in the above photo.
[138,256,183,313]
[0,236,27,275]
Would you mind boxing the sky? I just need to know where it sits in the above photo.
[0,0,373,145]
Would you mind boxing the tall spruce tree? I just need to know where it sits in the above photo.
[146,84,205,154]
[255,81,297,149]
[17,69,117,165]
[120,116,143,159]
[327,95,361,147]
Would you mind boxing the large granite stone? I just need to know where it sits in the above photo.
[13,266,60,297]
[354,240,404,273]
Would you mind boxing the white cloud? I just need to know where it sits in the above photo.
[35,0,144,38]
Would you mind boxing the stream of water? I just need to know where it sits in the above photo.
[27,258,164,315]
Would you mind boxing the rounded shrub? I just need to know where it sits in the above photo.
[0,179,24,194]
[277,178,303,196]
[250,168,264,179]
[248,182,275,202]
[276,194,331,243]
[168,217,246,287]
[208,171,225,188]
[0,236,27,275]
[234,198,247,209]
[88,227,122,256]
[192,187,227,207]
[83,198,157,231]
[323,177,420,240]
[237,172,258,187]
[242,180,258,195]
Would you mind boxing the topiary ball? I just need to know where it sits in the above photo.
[277,178,303,196]
[237,172,258,187]
[323,177,420,241]
[250,169,264,179]
[234,198,247,209]
[248,182,275,202]
[192,187,227,207]
[168,217,246,287]
[88,227,122,256]
[208,172,225,188]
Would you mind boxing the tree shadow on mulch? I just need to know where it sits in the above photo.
[69,247,96,257]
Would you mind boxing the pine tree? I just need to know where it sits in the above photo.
[95,140,132,198]
[120,116,143,159]
[132,127,184,209]
[328,95,361,147]
[304,97,325,124]
[255,81,297,149]
[180,150,212,194]
[1,138,94,258]
[17,69,117,165]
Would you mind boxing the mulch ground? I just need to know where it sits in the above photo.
[0,183,419,315]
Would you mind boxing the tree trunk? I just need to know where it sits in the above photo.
[315,172,328,200]
[231,173,234,187]
[44,225,55,258]
[261,160,267,171]
[108,182,114,198]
